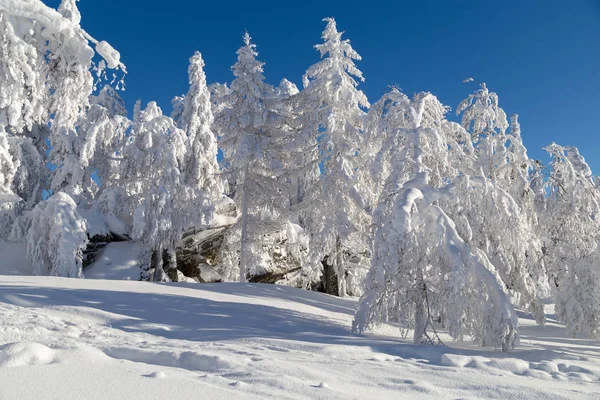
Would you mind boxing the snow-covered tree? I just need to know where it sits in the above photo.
[0,126,22,238]
[121,102,210,281]
[454,84,548,323]
[543,144,600,337]
[26,192,88,278]
[173,52,223,199]
[457,83,508,181]
[294,18,371,296]
[77,86,131,203]
[214,32,292,282]
[0,0,125,202]
[354,102,518,350]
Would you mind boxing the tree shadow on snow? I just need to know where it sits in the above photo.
[1,282,599,367]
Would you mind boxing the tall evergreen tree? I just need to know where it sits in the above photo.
[175,52,223,199]
[295,18,371,296]
[214,33,291,282]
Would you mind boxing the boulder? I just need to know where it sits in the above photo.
[175,226,227,283]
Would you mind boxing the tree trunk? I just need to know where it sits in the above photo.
[152,244,168,282]
[163,248,178,282]
[335,235,347,297]
[239,163,250,283]
[413,269,428,344]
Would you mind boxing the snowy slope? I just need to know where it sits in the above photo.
[0,276,599,400]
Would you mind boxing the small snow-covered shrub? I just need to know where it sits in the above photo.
[26,192,88,278]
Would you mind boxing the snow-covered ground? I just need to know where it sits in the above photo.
[1,269,599,400]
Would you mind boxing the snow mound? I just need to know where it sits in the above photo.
[85,241,144,280]
[0,341,111,368]
[0,342,55,367]
[440,353,599,382]
[104,348,237,373]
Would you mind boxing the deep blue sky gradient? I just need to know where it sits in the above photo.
[45,0,600,172]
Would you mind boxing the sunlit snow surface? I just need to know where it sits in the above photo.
[1,272,599,398]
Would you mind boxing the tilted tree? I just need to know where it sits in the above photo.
[542,144,600,338]
[354,100,518,350]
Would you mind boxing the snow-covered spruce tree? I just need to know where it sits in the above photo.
[353,101,518,351]
[542,144,600,338]
[119,102,210,281]
[453,83,548,323]
[294,18,371,296]
[214,33,293,282]
[173,51,223,199]
[26,192,88,278]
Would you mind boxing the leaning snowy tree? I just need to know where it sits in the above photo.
[0,0,126,277]
[451,83,548,323]
[542,143,600,338]
[0,0,125,199]
[294,18,371,297]
[353,98,518,351]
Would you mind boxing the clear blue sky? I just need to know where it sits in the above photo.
[45,0,600,172]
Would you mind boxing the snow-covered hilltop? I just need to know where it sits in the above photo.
[2,0,600,381]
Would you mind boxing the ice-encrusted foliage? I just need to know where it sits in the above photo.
[0,0,125,233]
[78,86,131,203]
[26,192,88,278]
[354,102,518,351]
[0,126,21,238]
[454,84,549,324]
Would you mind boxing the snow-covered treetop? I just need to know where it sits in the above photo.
[177,51,223,197]
[231,32,267,99]
[457,83,508,139]
[302,18,369,109]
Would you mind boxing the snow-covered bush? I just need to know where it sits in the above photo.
[26,192,88,278]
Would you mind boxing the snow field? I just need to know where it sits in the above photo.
[1,276,599,399]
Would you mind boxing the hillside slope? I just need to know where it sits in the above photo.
[1,276,599,399]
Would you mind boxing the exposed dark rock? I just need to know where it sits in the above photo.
[176,226,227,282]
[162,249,178,282]
[82,232,131,269]
[250,266,302,284]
